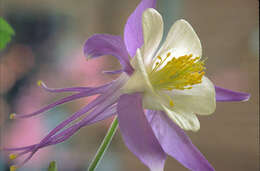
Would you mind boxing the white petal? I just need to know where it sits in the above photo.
[168,76,216,115]
[143,76,216,115]
[162,104,200,132]
[154,19,202,67]
[141,8,163,66]
[121,49,154,94]
[121,48,162,109]
[143,93,201,131]
[142,91,166,110]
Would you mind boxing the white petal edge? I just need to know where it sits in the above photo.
[120,48,154,94]
[141,8,163,66]
[161,104,200,132]
[152,19,202,68]
[143,93,201,131]
[168,76,216,115]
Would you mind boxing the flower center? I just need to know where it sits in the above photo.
[149,53,205,91]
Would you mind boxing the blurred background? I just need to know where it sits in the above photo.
[0,0,258,170]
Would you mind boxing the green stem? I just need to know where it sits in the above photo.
[88,117,118,171]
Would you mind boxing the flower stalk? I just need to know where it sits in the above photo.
[88,117,118,171]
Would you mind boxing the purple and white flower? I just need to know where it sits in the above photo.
[4,0,250,171]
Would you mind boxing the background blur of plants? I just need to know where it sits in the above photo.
[0,0,258,171]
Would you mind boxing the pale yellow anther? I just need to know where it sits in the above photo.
[169,100,174,107]
[9,113,16,120]
[37,80,43,87]
[9,154,17,160]
[10,165,17,171]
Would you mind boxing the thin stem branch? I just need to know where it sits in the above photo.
[88,117,118,171]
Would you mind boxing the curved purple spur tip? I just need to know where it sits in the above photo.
[4,80,124,166]
[215,86,250,102]
[11,83,112,119]
[37,80,92,93]
[102,69,123,75]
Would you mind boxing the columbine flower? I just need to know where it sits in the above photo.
[3,0,250,171]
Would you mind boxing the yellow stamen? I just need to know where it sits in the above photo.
[169,100,174,107]
[37,80,43,86]
[10,165,17,171]
[150,53,205,90]
[9,154,17,160]
[9,113,16,120]
[149,53,206,106]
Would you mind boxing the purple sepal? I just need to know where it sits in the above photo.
[147,110,215,171]
[117,93,166,171]
[124,0,156,57]
[84,34,133,75]
[215,86,250,102]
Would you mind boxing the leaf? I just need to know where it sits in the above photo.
[0,17,15,50]
[48,161,58,171]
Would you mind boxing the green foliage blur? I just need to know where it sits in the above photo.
[48,161,58,171]
[0,17,15,50]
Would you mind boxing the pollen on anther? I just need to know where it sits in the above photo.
[37,80,43,87]
[10,165,17,171]
[9,154,17,160]
[149,53,206,91]
[169,100,174,107]
[9,113,16,120]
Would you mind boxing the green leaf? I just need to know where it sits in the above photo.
[48,161,58,171]
[0,17,15,50]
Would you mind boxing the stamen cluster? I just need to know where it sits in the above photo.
[149,53,205,91]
